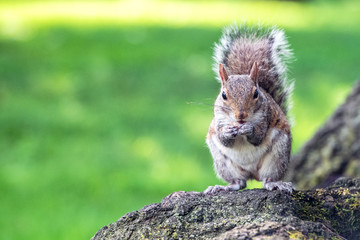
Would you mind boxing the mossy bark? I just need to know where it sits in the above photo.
[92,178,360,240]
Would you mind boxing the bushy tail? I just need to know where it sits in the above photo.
[213,23,294,117]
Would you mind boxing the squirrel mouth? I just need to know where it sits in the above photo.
[238,120,246,124]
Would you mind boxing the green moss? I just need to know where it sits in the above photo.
[171,232,178,238]
[287,230,305,239]
[293,188,360,238]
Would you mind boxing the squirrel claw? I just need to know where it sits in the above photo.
[263,181,294,194]
[203,185,227,194]
[203,180,246,194]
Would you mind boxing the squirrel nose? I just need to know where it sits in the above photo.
[236,111,248,120]
[240,111,248,119]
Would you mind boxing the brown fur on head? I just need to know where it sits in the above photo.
[219,62,260,123]
[214,24,294,118]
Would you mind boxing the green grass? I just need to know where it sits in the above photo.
[0,1,360,239]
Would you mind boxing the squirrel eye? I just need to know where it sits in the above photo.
[253,89,259,99]
[222,91,227,100]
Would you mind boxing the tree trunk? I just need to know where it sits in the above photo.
[286,80,360,189]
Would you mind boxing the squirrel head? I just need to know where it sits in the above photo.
[218,62,261,124]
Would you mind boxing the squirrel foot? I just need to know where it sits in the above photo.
[203,179,246,194]
[263,178,294,194]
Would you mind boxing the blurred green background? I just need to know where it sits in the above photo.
[0,0,359,239]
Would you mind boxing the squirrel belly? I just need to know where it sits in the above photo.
[204,23,294,194]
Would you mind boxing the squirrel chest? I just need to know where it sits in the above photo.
[208,124,280,176]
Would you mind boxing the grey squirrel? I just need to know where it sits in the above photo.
[204,24,294,194]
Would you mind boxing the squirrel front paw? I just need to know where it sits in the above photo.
[237,123,253,136]
[223,125,240,139]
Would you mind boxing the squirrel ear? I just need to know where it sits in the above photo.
[219,63,229,84]
[249,62,258,83]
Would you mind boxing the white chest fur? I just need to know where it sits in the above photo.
[212,128,278,172]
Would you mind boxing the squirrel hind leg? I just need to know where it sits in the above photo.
[262,178,294,194]
[203,179,246,195]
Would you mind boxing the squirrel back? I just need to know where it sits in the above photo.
[213,23,294,117]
